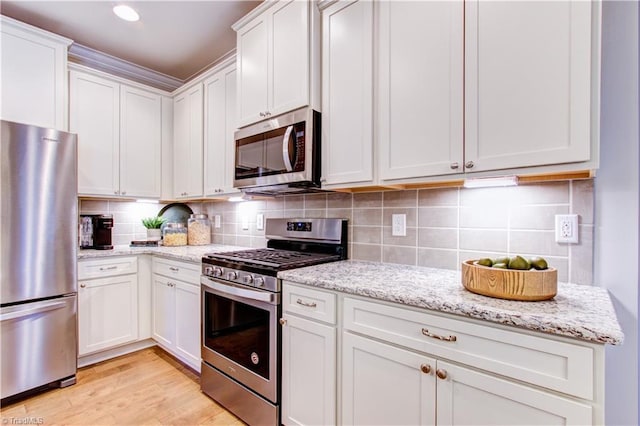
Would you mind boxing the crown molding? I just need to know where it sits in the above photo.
[68,43,184,92]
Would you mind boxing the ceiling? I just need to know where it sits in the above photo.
[0,1,262,85]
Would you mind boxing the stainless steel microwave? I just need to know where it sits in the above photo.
[233,107,321,196]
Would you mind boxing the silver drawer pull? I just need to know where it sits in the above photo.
[99,266,118,271]
[296,299,317,308]
[169,267,179,272]
[421,328,457,342]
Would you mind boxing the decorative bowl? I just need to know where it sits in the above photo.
[461,260,557,301]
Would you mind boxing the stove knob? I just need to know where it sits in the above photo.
[227,271,238,280]
[243,275,254,285]
[204,266,214,276]
[254,276,265,287]
[213,267,223,277]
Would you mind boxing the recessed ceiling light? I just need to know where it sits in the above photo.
[113,5,140,22]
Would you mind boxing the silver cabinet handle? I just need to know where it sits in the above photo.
[167,282,175,287]
[296,299,317,308]
[259,112,265,117]
[465,161,474,169]
[1,300,67,322]
[450,162,459,169]
[99,266,118,271]
[121,191,126,195]
[80,283,86,288]
[421,328,457,342]
[169,267,179,272]
[114,190,119,195]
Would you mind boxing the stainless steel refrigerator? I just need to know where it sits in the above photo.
[1,120,78,400]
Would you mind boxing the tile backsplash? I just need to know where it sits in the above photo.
[80,179,594,285]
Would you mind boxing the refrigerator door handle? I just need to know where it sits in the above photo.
[0,300,67,322]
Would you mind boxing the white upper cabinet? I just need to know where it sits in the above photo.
[120,85,162,198]
[464,0,594,173]
[322,0,599,188]
[321,0,374,187]
[70,69,163,198]
[173,83,204,199]
[204,63,239,196]
[234,0,318,127]
[70,71,120,196]
[378,0,464,180]
[0,16,72,130]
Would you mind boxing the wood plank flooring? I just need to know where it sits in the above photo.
[1,347,245,425]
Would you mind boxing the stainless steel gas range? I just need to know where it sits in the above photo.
[200,218,348,425]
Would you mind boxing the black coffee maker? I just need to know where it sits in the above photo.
[79,214,114,250]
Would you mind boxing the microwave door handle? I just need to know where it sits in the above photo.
[282,125,294,172]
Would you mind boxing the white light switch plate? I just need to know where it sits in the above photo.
[392,214,406,237]
[256,213,264,231]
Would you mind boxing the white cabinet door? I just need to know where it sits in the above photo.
[236,12,269,127]
[173,84,203,199]
[70,70,120,196]
[174,281,201,371]
[321,0,374,186]
[281,314,336,426]
[342,332,436,426]
[436,361,593,426]
[235,0,311,127]
[78,274,138,356]
[464,0,593,172]
[270,0,309,116]
[152,276,176,348]
[204,64,239,196]
[120,85,162,198]
[378,0,464,180]
[0,16,71,130]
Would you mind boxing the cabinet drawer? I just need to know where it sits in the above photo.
[283,282,336,325]
[152,257,200,284]
[78,256,137,280]
[343,297,594,399]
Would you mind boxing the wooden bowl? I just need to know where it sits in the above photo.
[461,260,557,301]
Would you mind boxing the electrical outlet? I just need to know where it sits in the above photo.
[392,214,407,237]
[555,214,579,243]
[256,213,264,231]
[214,215,221,229]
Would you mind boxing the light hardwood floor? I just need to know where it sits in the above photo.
[1,347,245,425]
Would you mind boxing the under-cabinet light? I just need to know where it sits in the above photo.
[228,196,246,202]
[113,5,140,22]
[136,199,159,204]
[463,175,519,189]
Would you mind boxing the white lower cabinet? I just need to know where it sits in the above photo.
[342,332,435,425]
[78,257,139,356]
[282,281,603,425]
[152,258,201,371]
[281,283,337,426]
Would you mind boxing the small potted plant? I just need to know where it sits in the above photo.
[142,216,165,241]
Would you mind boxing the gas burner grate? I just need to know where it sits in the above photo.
[204,248,340,269]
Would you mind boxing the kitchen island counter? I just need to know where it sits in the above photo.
[78,244,246,263]
[278,260,624,345]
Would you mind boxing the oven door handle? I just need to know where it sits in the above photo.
[282,125,294,172]
[201,276,277,304]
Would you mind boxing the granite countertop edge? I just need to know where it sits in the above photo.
[77,244,246,263]
[278,260,624,346]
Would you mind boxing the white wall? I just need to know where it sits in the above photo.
[596,1,639,425]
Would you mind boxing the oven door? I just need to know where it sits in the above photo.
[201,275,280,403]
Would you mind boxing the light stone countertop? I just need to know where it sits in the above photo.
[77,244,246,263]
[278,260,624,345]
